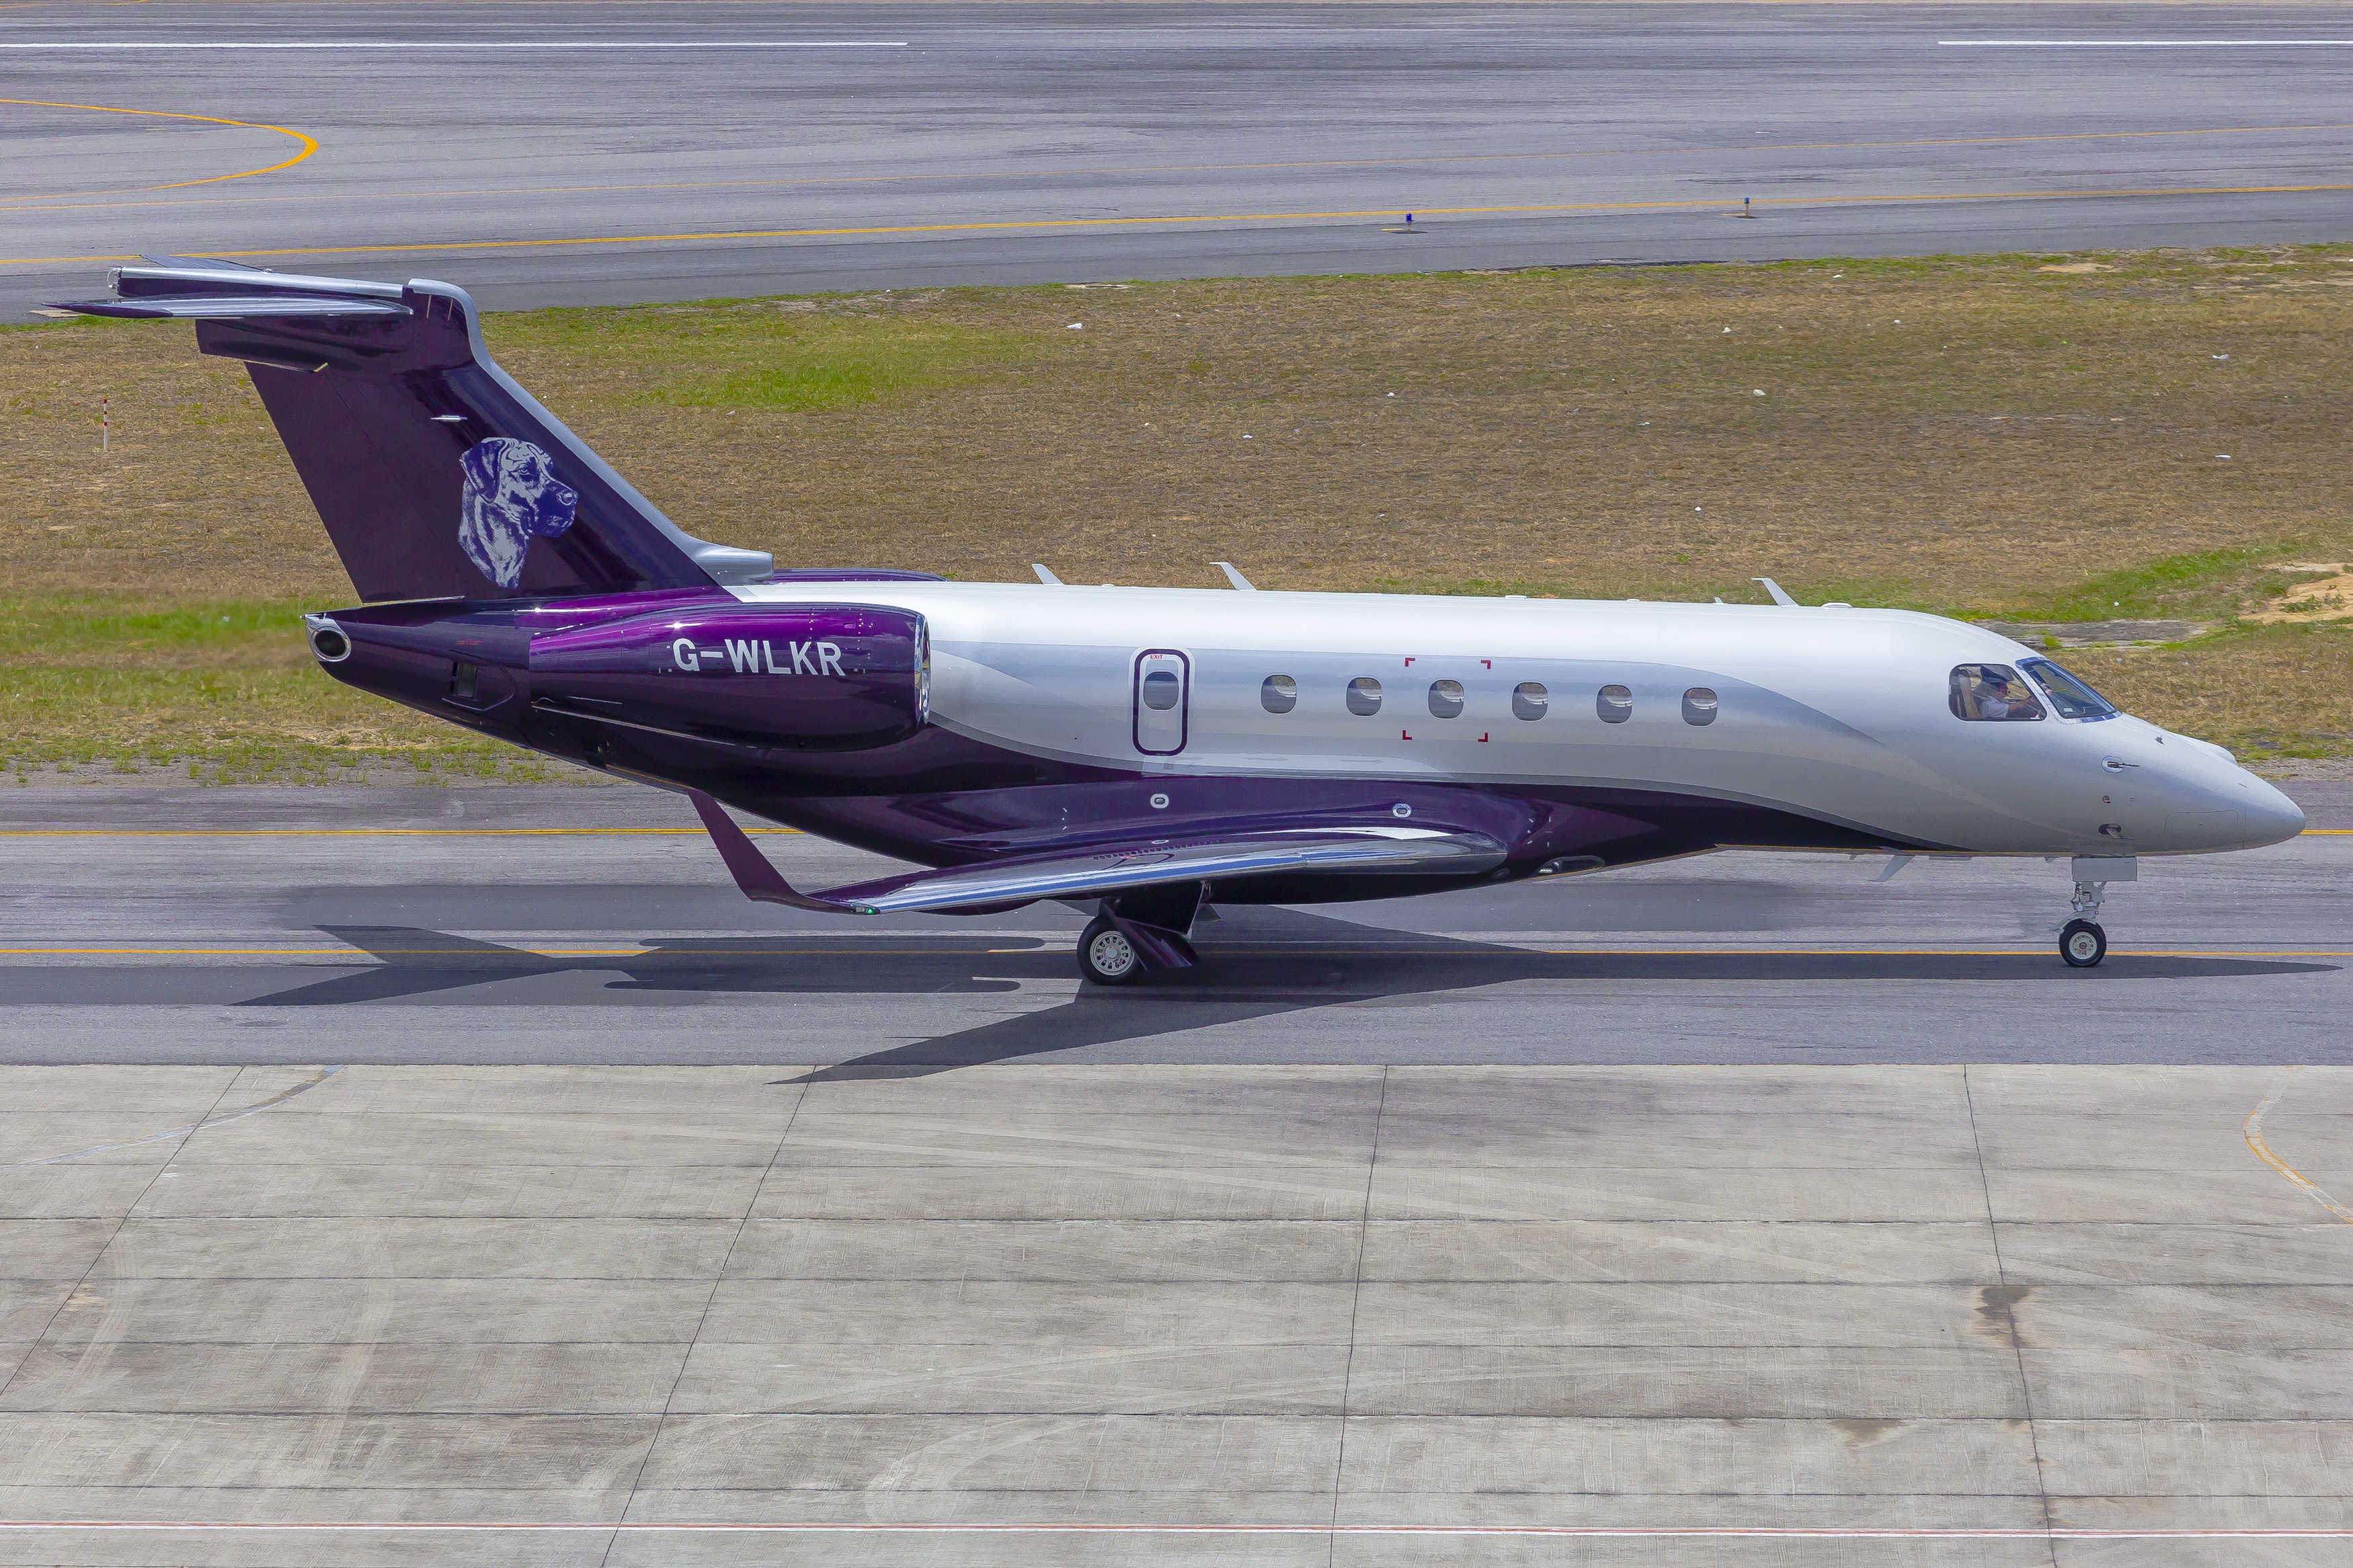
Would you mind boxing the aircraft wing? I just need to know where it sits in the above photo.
[688,789,1507,915]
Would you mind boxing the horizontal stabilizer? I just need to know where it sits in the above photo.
[688,790,1508,915]
[50,294,411,321]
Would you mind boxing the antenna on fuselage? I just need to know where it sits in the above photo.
[1212,561,1257,591]
[1033,564,1064,585]
[1753,577,1799,607]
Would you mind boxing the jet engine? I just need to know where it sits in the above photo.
[528,604,930,751]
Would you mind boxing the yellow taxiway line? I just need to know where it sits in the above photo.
[0,97,317,199]
[2245,1069,2353,1224]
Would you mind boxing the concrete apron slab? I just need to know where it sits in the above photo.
[1,1064,2351,1567]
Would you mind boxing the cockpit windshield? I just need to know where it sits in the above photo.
[1949,664,2044,721]
[2018,657,2119,721]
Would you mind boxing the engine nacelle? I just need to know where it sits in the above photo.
[530,604,929,751]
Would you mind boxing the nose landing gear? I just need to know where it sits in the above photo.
[2057,856,2134,968]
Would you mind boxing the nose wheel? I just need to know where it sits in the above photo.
[2059,918,2107,968]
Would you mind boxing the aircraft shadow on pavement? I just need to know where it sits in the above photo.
[229,910,2339,1076]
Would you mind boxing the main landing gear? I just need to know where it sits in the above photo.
[2057,856,2134,968]
[1079,915,1146,986]
[1076,884,1206,986]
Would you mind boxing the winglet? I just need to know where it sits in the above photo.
[1033,564,1064,585]
[1213,561,1257,591]
[1753,577,1799,607]
[686,790,856,913]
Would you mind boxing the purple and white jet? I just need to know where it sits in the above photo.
[51,263,2305,981]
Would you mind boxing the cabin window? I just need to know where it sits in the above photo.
[2019,657,2118,721]
[1427,679,1465,718]
[1682,687,1718,726]
[1261,675,1298,714]
[1950,664,2044,721]
[1512,682,1548,720]
[1347,677,1384,716]
[1597,684,1633,723]
[1141,671,1182,710]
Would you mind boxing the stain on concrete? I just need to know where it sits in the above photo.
[1831,1418,1905,1449]
[1974,1283,2033,1347]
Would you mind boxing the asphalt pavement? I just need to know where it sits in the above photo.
[8,3,2353,317]
[1,783,2344,1067]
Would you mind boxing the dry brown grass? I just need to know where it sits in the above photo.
[2071,622,2353,760]
[7,243,2353,771]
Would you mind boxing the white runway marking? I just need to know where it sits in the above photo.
[0,40,909,49]
[8,1522,2353,1538]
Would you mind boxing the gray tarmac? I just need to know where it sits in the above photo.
[0,782,2346,1067]
[9,3,2353,319]
[5,790,2353,1564]
[6,1057,2353,1563]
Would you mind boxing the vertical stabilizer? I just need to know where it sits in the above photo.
[47,264,773,602]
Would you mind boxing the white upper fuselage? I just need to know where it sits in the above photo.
[729,580,2304,858]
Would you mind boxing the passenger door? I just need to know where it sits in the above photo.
[1132,649,1190,755]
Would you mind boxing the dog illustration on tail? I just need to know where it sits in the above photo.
[457,437,579,589]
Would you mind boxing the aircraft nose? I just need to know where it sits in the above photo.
[2242,776,2307,846]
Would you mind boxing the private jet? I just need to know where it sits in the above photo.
[49,262,2305,982]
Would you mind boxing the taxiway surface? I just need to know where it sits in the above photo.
[6,1058,2353,1564]
[9,3,2353,319]
[5,791,2351,1563]
[1,784,2344,1067]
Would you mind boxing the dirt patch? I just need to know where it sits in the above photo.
[1976,619,2213,651]
[2248,565,2353,624]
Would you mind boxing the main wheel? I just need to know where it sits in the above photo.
[2059,919,2107,968]
[1078,915,1146,985]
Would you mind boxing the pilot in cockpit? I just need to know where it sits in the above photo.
[1950,663,2045,722]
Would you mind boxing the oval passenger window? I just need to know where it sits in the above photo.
[1682,687,1718,726]
[1427,679,1465,718]
[1597,684,1633,724]
[1141,671,1181,710]
[1261,674,1298,714]
[1347,677,1384,716]
[1512,682,1548,721]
